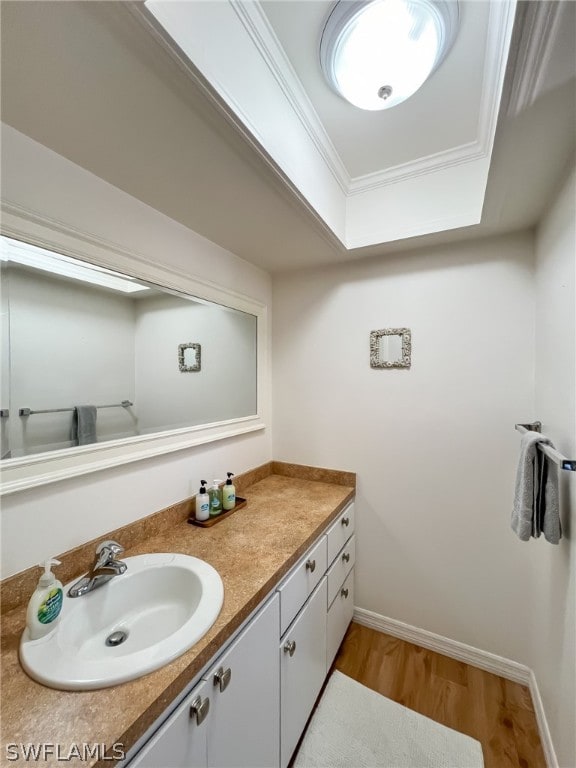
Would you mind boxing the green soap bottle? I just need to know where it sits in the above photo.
[209,479,223,517]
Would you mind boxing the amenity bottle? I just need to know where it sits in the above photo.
[209,480,223,517]
[222,472,236,511]
[195,480,210,521]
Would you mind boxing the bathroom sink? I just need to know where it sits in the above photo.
[20,553,224,690]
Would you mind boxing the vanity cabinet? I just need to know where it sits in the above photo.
[126,501,355,768]
[128,594,280,768]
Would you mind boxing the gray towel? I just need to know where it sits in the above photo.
[512,431,561,544]
[73,405,97,446]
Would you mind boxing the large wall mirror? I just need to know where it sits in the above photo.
[0,217,266,495]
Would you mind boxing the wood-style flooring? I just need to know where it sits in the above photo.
[330,622,546,768]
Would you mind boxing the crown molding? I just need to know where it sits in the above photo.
[504,0,563,117]
[230,0,351,194]
[476,0,519,155]
[347,141,483,194]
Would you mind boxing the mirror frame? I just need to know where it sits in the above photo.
[0,203,268,495]
[370,328,411,369]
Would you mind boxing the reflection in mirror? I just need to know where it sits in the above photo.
[378,334,403,362]
[370,328,411,369]
[179,343,201,372]
[0,236,257,460]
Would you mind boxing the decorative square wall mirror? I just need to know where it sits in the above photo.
[178,343,201,372]
[370,328,411,369]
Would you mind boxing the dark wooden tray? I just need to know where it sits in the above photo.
[188,496,247,527]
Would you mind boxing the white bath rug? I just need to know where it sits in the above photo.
[293,670,484,768]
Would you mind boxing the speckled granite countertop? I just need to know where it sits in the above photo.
[0,464,355,768]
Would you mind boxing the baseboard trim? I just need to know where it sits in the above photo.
[353,607,558,768]
[527,670,559,768]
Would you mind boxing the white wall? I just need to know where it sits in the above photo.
[134,295,256,431]
[0,125,272,579]
[533,166,575,768]
[5,269,137,456]
[273,232,540,661]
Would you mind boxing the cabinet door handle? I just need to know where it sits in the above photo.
[341,516,350,527]
[213,666,232,692]
[190,695,210,725]
[341,587,349,599]
[283,640,296,657]
[305,559,316,573]
[341,552,350,563]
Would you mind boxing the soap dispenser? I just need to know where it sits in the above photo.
[222,472,236,510]
[195,480,210,522]
[26,559,64,640]
[209,479,223,517]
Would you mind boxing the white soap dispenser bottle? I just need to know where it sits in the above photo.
[26,559,64,640]
[222,472,236,510]
[195,480,210,521]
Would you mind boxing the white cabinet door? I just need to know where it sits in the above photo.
[128,679,210,768]
[280,578,327,768]
[206,595,280,768]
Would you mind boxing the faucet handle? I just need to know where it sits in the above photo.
[94,541,125,569]
[95,540,124,556]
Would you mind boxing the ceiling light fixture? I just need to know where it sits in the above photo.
[320,0,459,111]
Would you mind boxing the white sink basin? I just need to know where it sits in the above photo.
[20,553,224,690]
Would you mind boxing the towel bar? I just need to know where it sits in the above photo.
[19,401,133,417]
[515,422,576,471]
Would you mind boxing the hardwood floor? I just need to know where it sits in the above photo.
[331,622,546,768]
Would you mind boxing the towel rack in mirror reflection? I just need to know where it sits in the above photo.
[515,422,576,471]
[18,401,133,417]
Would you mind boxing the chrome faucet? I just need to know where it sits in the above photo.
[68,540,127,598]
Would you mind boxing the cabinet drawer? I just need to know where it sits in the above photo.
[326,569,354,671]
[326,503,355,565]
[278,536,327,636]
[326,535,356,608]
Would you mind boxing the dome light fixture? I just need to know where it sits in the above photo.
[320,0,459,111]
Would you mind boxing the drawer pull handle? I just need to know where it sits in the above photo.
[341,516,350,527]
[190,695,210,725]
[284,640,296,657]
[213,666,232,692]
[341,552,350,563]
[305,559,316,573]
[341,587,349,599]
